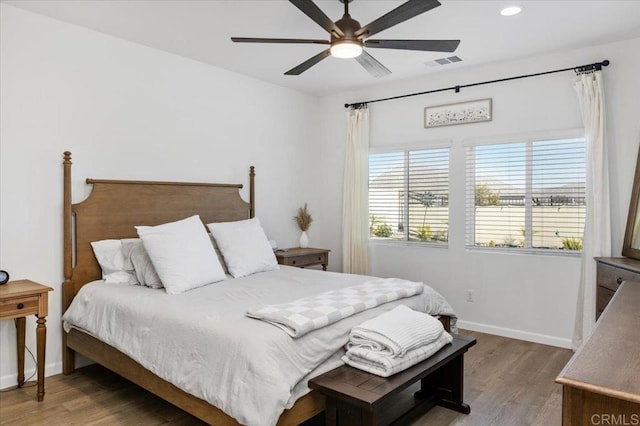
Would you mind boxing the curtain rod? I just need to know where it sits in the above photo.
[344,60,610,109]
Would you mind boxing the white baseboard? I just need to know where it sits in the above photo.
[0,353,97,391]
[457,320,572,349]
[0,361,62,391]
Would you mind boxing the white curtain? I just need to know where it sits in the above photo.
[572,71,611,350]
[342,106,370,275]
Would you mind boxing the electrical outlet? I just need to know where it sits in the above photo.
[466,290,474,302]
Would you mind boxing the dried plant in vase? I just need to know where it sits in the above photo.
[294,203,313,248]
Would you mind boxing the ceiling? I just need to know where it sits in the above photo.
[5,0,640,95]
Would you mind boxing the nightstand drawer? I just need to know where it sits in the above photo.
[0,295,39,318]
[276,248,330,270]
[286,252,328,267]
[597,263,640,292]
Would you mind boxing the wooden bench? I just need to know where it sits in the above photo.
[309,335,476,426]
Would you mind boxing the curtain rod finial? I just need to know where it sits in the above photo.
[602,60,610,67]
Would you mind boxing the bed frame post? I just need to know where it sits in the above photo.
[62,151,76,374]
[249,165,255,219]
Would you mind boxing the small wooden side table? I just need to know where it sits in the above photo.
[0,280,53,401]
[275,247,330,271]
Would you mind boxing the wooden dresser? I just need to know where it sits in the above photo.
[595,257,640,320]
[556,281,640,425]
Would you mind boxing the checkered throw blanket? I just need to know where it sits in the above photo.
[246,279,424,338]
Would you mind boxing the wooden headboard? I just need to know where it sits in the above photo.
[62,151,255,313]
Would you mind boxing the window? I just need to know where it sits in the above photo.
[465,137,586,253]
[369,148,449,244]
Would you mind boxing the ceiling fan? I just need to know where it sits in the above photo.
[231,0,460,77]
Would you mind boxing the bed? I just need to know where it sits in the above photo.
[60,151,455,425]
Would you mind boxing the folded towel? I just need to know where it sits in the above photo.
[342,331,453,377]
[346,304,445,358]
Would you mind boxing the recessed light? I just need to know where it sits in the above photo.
[500,6,523,16]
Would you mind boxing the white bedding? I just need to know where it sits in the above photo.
[62,266,456,426]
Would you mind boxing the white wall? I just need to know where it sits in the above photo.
[2,3,639,392]
[315,37,640,348]
[0,4,322,388]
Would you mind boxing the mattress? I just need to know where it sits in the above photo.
[62,266,456,426]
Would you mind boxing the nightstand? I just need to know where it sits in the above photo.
[275,248,330,271]
[0,279,53,401]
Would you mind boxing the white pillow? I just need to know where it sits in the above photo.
[207,218,279,278]
[136,215,226,294]
[90,239,138,285]
[121,239,163,289]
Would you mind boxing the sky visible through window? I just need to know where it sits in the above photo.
[371,139,585,190]
[369,152,403,181]
[474,138,585,191]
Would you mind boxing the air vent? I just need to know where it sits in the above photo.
[425,55,463,67]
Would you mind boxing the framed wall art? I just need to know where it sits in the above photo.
[424,98,492,128]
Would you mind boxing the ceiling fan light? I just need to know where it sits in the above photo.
[330,41,363,59]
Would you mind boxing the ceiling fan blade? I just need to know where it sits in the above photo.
[365,39,460,52]
[231,37,330,45]
[289,0,344,38]
[284,49,332,75]
[356,0,441,39]
[355,51,391,78]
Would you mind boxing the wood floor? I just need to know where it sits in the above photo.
[0,331,572,426]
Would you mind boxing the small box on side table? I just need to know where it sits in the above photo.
[275,247,330,271]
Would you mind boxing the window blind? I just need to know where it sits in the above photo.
[369,148,449,244]
[465,138,586,252]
